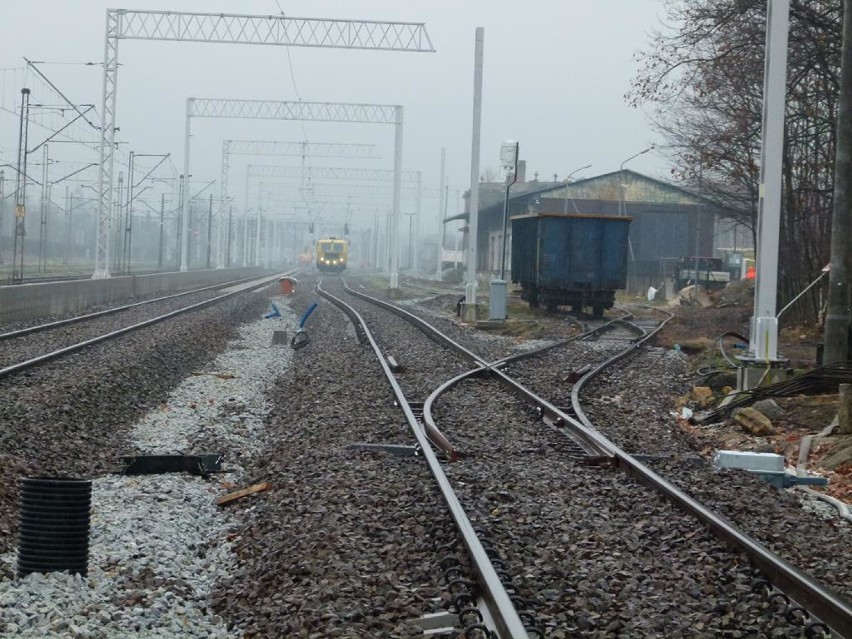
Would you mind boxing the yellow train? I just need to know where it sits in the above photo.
[315,237,349,274]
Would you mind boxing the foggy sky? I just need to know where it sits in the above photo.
[0,0,668,224]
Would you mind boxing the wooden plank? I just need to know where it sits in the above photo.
[216,481,271,506]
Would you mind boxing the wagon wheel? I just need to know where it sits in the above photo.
[527,287,540,308]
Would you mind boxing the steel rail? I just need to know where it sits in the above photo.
[7,268,183,286]
[0,274,265,341]
[0,272,291,380]
[570,306,852,637]
[345,288,852,636]
[421,318,641,460]
[315,279,530,639]
[342,281,632,456]
[570,306,671,432]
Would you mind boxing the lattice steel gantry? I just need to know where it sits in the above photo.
[220,141,380,268]
[184,98,404,279]
[95,9,434,280]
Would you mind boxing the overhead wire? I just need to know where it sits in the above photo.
[273,0,309,144]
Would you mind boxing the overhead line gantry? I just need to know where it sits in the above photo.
[95,9,434,283]
[220,141,381,268]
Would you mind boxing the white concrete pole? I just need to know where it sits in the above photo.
[749,0,790,361]
[255,207,262,267]
[389,105,404,289]
[216,140,230,268]
[465,27,484,322]
[437,147,446,280]
[242,165,250,267]
[180,98,192,271]
[263,217,270,268]
[413,170,422,272]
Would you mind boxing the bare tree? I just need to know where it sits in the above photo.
[480,167,499,183]
[629,0,843,322]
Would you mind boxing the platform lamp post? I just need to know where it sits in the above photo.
[490,139,518,321]
[562,164,592,215]
[618,146,654,217]
[618,147,653,273]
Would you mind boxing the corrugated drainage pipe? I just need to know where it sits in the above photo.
[17,477,92,578]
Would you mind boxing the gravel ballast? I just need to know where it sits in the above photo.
[0,291,295,638]
[0,274,849,638]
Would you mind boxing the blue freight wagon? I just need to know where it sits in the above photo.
[510,213,632,317]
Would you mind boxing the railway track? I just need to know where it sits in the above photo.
[0,273,292,378]
[3,268,170,286]
[318,276,851,638]
[1,272,846,637]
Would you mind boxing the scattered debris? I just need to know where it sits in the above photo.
[563,364,592,384]
[264,302,282,319]
[290,301,319,350]
[120,454,224,477]
[751,398,784,420]
[191,371,236,379]
[216,481,271,506]
[734,407,776,436]
[690,386,714,408]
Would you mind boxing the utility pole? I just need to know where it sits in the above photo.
[38,145,49,273]
[437,147,446,280]
[124,151,135,274]
[158,192,165,269]
[206,192,213,269]
[12,88,32,283]
[255,208,262,267]
[0,169,5,265]
[64,187,71,265]
[465,27,484,322]
[181,99,192,272]
[824,0,852,364]
[176,175,184,269]
[737,0,791,390]
[113,172,124,272]
[413,171,422,272]
[227,205,233,267]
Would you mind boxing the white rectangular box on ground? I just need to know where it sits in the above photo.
[713,450,785,472]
